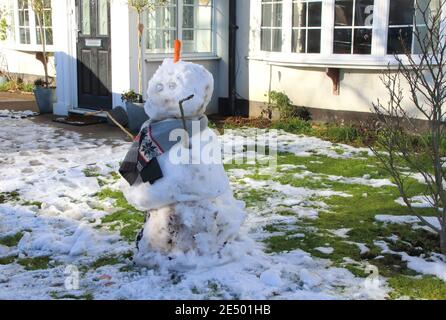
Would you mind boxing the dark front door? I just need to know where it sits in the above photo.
[76,0,112,110]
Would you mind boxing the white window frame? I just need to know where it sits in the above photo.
[9,0,54,52]
[250,0,446,68]
[145,0,217,60]
[291,0,324,54]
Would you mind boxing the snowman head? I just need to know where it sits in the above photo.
[144,59,214,121]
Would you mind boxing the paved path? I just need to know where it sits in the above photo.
[0,92,129,141]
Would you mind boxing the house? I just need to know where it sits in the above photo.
[0,0,436,121]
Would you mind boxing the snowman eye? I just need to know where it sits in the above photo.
[156,83,164,92]
[168,82,177,90]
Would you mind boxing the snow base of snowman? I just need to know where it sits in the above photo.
[122,58,251,270]
[134,192,249,270]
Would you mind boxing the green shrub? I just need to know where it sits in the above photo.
[317,124,360,144]
[0,80,34,93]
[272,118,313,135]
[264,91,311,121]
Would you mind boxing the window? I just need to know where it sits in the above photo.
[17,0,30,44]
[333,0,374,54]
[292,0,322,53]
[12,0,53,48]
[253,0,445,66]
[387,0,439,54]
[35,0,52,45]
[146,0,214,55]
[261,0,283,52]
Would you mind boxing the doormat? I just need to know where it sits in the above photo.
[53,114,107,126]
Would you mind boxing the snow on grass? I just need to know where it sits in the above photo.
[315,247,334,255]
[375,215,441,231]
[1,114,437,299]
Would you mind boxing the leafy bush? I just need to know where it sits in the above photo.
[0,79,34,93]
[317,124,360,144]
[264,91,311,121]
[272,118,313,135]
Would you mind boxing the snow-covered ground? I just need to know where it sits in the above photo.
[0,112,443,300]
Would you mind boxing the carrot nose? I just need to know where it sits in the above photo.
[174,40,181,63]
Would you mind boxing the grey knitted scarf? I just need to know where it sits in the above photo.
[119,116,208,186]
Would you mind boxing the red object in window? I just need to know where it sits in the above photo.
[174,40,181,63]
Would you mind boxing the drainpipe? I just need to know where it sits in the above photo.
[228,0,238,116]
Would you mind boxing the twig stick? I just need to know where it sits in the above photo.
[85,110,135,141]
[179,94,194,148]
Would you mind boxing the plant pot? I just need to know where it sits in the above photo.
[126,101,149,133]
[33,87,56,114]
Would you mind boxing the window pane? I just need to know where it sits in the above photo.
[387,27,413,54]
[20,28,30,44]
[81,0,91,35]
[43,11,52,27]
[183,5,194,28]
[334,28,352,53]
[416,0,440,25]
[388,0,414,25]
[195,6,212,29]
[98,0,109,36]
[292,29,306,52]
[308,2,322,27]
[183,29,212,53]
[262,4,272,27]
[307,29,321,53]
[355,0,374,27]
[148,6,176,29]
[353,28,372,54]
[261,29,272,51]
[292,2,306,27]
[272,4,283,27]
[335,0,353,26]
[146,29,176,53]
[272,29,282,51]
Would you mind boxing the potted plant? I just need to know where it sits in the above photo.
[125,0,167,131]
[121,90,147,133]
[31,0,55,114]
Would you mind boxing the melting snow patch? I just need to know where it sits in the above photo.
[315,247,334,255]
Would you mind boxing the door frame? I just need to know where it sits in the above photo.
[74,0,113,110]
[54,0,132,115]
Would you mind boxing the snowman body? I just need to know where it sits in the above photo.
[122,59,246,265]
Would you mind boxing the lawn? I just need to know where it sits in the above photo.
[0,110,445,299]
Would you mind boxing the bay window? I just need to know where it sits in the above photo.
[254,0,444,66]
[146,0,214,55]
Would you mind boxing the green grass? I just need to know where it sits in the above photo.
[389,276,446,300]
[227,147,446,299]
[91,251,133,269]
[0,255,17,265]
[0,191,20,204]
[91,255,122,269]
[17,256,51,270]
[82,167,102,178]
[96,188,145,242]
[0,232,24,247]
[50,292,94,300]
[22,201,43,209]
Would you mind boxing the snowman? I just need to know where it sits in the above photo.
[120,41,247,268]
